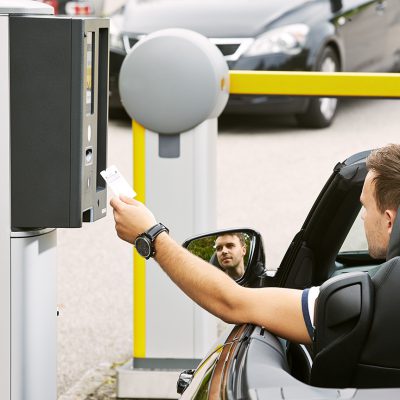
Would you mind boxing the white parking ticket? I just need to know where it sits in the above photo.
[100,165,136,198]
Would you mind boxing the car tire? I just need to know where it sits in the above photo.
[296,47,340,129]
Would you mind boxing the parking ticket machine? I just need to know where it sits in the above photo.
[10,14,109,228]
[0,2,109,399]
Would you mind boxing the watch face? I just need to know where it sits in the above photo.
[136,236,151,258]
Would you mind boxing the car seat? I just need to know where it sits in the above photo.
[310,206,400,388]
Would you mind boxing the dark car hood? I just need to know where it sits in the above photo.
[122,0,314,38]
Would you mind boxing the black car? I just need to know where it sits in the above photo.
[179,150,400,399]
[109,0,400,128]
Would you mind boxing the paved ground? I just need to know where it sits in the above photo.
[57,98,400,398]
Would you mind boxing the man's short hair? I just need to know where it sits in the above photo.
[366,144,400,213]
[233,232,246,247]
[216,232,246,247]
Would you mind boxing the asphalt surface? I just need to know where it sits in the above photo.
[57,98,400,398]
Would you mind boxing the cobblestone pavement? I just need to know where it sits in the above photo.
[85,365,118,400]
[59,362,119,400]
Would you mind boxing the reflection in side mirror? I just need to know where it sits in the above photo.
[186,231,253,280]
[183,228,266,286]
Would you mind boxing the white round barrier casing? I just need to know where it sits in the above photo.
[119,28,229,134]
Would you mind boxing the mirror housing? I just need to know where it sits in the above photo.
[182,228,267,287]
[330,0,343,13]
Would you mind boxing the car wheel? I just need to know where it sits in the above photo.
[296,47,340,129]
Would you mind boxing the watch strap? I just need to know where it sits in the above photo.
[144,223,169,241]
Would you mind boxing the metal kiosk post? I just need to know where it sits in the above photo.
[0,1,109,399]
[118,29,229,398]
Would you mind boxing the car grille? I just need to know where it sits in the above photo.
[122,35,143,53]
[128,37,139,48]
[210,39,254,61]
[215,43,240,56]
[123,35,254,62]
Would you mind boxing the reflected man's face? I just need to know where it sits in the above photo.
[215,234,246,276]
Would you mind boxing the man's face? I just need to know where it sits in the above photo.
[215,234,246,272]
[360,171,393,259]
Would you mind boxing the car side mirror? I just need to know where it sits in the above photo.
[182,228,267,287]
[330,0,343,13]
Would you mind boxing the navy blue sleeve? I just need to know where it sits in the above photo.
[301,288,314,339]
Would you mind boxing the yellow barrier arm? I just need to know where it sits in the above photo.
[229,71,400,98]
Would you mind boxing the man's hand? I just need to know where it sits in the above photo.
[110,195,157,244]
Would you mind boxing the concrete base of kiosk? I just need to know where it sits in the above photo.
[117,361,181,399]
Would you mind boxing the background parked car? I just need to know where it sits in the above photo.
[109,0,400,128]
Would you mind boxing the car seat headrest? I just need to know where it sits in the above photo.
[386,206,400,260]
[209,252,223,269]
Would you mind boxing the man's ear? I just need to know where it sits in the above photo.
[385,209,397,235]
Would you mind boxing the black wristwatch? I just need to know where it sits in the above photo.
[134,223,169,259]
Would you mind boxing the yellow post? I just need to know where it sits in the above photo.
[132,120,146,358]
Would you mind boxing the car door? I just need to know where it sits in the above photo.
[179,324,251,399]
[333,0,387,72]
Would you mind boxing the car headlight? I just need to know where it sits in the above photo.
[245,24,310,56]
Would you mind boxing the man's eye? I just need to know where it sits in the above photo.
[216,246,222,252]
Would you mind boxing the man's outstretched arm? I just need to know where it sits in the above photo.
[111,196,312,344]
